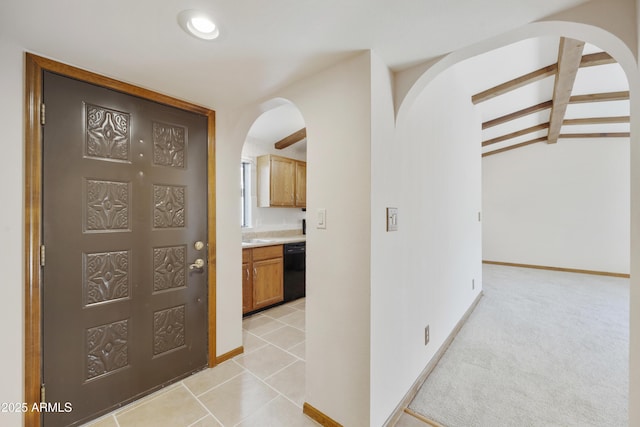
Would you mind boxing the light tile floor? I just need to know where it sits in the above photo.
[84,298,317,427]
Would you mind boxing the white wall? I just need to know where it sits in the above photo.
[482,138,630,274]
[216,52,374,425]
[214,109,245,358]
[0,38,25,427]
[631,1,640,423]
[369,51,403,425]
[370,61,483,425]
[279,53,373,426]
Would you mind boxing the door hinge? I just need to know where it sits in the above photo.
[40,103,46,126]
[41,384,46,403]
[40,245,46,267]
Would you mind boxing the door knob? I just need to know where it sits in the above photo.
[189,258,205,270]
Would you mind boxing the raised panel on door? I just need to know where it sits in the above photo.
[252,258,283,309]
[270,157,295,206]
[42,71,209,426]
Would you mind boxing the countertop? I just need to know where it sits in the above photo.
[241,235,306,249]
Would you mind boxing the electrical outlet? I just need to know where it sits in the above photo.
[425,325,430,346]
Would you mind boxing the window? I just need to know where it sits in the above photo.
[241,161,252,227]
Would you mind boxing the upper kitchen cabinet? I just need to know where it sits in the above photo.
[258,154,306,208]
[295,161,306,208]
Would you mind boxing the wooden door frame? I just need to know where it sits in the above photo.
[24,53,217,427]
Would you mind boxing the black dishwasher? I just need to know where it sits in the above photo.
[283,242,305,302]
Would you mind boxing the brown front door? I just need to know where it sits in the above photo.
[42,71,209,426]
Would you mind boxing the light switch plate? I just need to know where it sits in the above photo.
[317,208,326,229]
[386,207,398,231]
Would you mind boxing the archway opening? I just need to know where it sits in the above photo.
[240,102,307,236]
[237,102,308,411]
[395,24,636,425]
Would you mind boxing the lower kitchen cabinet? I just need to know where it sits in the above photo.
[242,250,253,314]
[242,245,284,314]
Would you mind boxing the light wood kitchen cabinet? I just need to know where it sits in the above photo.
[295,161,306,208]
[242,245,283,314]
[257,154,306,208]
[242,249,253,314]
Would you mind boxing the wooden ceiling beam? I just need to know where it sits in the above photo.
[559,132,630,139]
[569,91,629,103]
[563,116,630,125]
[472,64,557,104]
[579,51,615,67]
[472,49,616,106]
[547,37,585,144]
[482,101,552,130]
[482,137,548,157]
[482,123,550,147]
[274,128,307,150]
[482,92,628,130]
[482,130,630,158]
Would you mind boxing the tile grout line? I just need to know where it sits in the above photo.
[182,382,226,427]
[259,327,305,349]
[114,380,183,417]
[263,308,299,318]
[232,398,282,427]
[252,302,310,416]
[193,366,247,399]
[247,323,288,338]
[242,310,307,369]
[241,367,311,422]
[237,370,295,424]
[239,329,270,356]
[186,414,211,427]
[242,321,288,337]
[262,358,301,382]
[263,340,306,363]
[234,334,307,376]
[240,341,269,356]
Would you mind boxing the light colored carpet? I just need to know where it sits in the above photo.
[408,264,629,427]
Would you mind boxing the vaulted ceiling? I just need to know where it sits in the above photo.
[456,37,630,157]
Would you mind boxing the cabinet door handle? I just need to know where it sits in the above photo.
[253,268,257,281]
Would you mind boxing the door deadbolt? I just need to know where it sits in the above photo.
[194,241,205,251]
[189,258,205,270]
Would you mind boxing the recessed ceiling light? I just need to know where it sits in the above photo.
[178,10,220,40]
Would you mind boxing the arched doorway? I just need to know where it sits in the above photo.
[394,21,639,426]
[234,100,309,418]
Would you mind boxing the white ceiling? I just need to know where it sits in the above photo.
[4,0,628,155]
[246,103,307,156]
[247,104,305,144]
[0,0,591,111]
